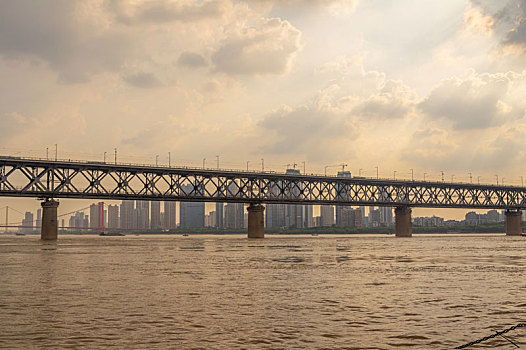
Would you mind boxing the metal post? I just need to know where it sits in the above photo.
[168,152,171,167]
[451,174,454,182]
[424,173,427,181]
[302,161,306,174]
[46,147,49,160]
[156,155,159,166]
[216,155,219,169]
[441,171,444,182]
[54,144,57,161]
[104,152,106,163]
[375,166,378,179]
[393,170,396,180]
[246,161,250,171]
[495,175,499,185]
[359,168,362,176]
[114,148,117,164]
[203,158,206,169]
[469,172,472,183]
[261,158,264,172]
[521,176,524,187]
[410,168,414,181]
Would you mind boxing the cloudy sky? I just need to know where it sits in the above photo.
[1,0,526,219]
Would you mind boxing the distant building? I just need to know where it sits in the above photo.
[107,205,119,228]
[413,216,445,226]
[216,202,224,229]
[163,201,177,230]
[20,211,34,233]
[151,201,161,230]
[89,203,99,229]
[120,200,134,229]
[180,202,205,228]
[36,209,42,229]
[224,203,244,229]
[320,205,334,227]
[136,200,150,230]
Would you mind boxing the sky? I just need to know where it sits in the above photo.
[1,0,526,221]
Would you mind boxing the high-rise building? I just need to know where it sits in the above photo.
[36,209,42,229]
[304,205,314,228]
[338,207,356,227]
[179,184,205,229]
[108,205,119,228]
[163,201,177,230]
[320,205,334,227]
[224,203,244,229]
[90,203,99,229]
[380,206,393,226]
[180,202,205,228]
[151,201,161,230]
[20,211,34,233]
[216,202,224,229]
[120,200,135,229]
[266,204,286,228]
[136,200,150,230]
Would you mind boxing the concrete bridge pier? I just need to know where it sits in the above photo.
[41,199,59,240]
[395,206,412,237]
[247,204,265,238]
[505,209,523,236]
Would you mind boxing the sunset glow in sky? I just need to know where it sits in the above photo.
[1,0,526,218]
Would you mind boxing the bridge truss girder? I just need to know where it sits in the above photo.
[1,158,526,209]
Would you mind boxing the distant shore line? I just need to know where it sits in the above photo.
[4,222,520,235]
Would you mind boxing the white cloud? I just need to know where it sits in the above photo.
[212,17,301,75]
[419,70,526,129]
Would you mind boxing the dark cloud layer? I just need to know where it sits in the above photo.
[177,52,208,68]
[0,0,132,83]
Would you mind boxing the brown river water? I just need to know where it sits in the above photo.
[0,234,525,349]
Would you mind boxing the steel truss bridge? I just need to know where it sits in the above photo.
[1,157,526,210]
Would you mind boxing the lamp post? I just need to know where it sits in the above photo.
[261,158,264,172]
[477,176,480,185]
[451,174,454,182]
[216,155,219,169]
[393,170,397,180]
[495,175,499,185]
[54,144,58,161]
[441,171,444,182]
[324,166,329,176]
[203,158,206,169]
[168,152,171,167]
[521,176,524,187]
[302,161,306,174]
[246,161,250,171]
[104,152,107,163]
[46,147,49,160]
[375,166,378,179]
[155,155,159,166]
[410,168,414,181]
[423,172,427,181]
[469,172,472,183]
[114,148,117,164]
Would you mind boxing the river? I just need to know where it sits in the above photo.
[0,234,524,349]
